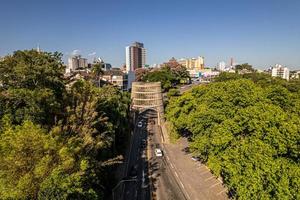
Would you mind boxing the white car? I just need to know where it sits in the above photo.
[155,148,163,157]
[137,121,143,128]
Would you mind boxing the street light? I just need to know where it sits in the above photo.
[112,178,137,200]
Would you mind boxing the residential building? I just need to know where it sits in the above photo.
[93,58,112,71]
[290,70,300,79]
[217,61,226,71]
[198,69,220,82]
[271,64,289,80]
[67,55,88,73]
[102,68,128,90]
[178,56,204,70]
[125,42,146,72]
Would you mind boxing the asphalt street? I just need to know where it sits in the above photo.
[146,110,186,200]
[122,113,150,200]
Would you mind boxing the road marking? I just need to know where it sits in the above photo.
[166,156,170,161]
[217,188,227,195]
[217,177,223,184]
[209,181,221,188]
[205,176,215,181]
[200,170,210,175]
[197,167,207,172]
[170,163,175,169]
[174,171,179,178]
[186,193,191,200]
[179,181,185,189]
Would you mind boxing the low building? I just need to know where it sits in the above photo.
[199,69,220,82]
[102,68,128,90]
[92,58,112,71]
[271,64,289,80]
[187,69,201,78]
[290,70,300,79]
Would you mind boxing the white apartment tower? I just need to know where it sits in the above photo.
[271,64,289,80]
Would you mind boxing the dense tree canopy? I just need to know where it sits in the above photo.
[0,50,130,199]
[166,76,300,199]
[0,50,65,127]
[235,63,254,72]
[141,58,190,91]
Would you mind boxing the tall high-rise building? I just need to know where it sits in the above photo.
[230,57,234,67]
[66,55,88,73]
[271,64,289,80]
[178,56,204,70]
[125,42,146,72]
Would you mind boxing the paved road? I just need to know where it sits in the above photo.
[122,114,150,200]
[145,110,187,200]
[147,109,228,200]
[163,138,228,200]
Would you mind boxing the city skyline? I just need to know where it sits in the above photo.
[1,0,300,69]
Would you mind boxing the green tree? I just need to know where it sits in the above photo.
[0,50,131,199]
[235,63,254,72]
[92,62,104,87]
[0,50,65,127]
[166,78,300,199]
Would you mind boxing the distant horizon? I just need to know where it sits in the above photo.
[1,47,299,71]
[1,0,300,70]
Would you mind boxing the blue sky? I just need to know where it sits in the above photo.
[1,0,300,69]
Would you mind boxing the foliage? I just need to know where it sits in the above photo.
[166,78,300,199]
[143,69,175,91]
[0,50,130,199]
[167,88,180,98]
[235,63,254,72]
[0,50,65,127]
[142,58,190,91]
[135,68,149,81]
[92,62,104,87]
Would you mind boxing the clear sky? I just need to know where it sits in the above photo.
[1,0,300,69]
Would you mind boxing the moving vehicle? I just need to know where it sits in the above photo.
[140,139,147,148]
[137,121,143,128]
[155,148,163,157]
[129,165,138,178]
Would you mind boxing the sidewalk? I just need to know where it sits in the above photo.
[163,138,228,200]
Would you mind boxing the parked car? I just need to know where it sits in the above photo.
[155,148,163,157]
[191,156,200,162]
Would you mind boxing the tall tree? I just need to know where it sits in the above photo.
[92,62,104,87]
